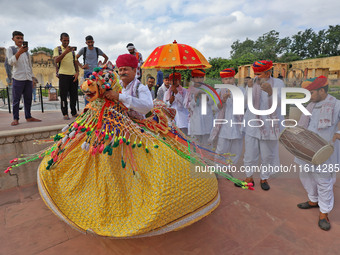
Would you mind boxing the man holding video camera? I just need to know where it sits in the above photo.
[6,31,41,126]
[53,32,79,120]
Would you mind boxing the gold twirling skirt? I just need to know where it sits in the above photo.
[38,138,219,238]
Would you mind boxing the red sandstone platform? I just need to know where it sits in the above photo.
[1,110,340,254]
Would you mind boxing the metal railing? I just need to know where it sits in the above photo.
[0,85,83,113]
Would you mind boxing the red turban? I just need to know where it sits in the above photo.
[191,69,206,77]
[169,72,181,81]
[252,60,273,74]
[301,76,328,91]
[116,54,138,68]
[220,68,235,78]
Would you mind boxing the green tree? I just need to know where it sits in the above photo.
[278,52,301,62]
[324,25,340,56]
[230,38,256,60]
[290,28,316,59]
[30,47,53,56]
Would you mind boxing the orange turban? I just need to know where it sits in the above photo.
[301,76,328,91]
[191,69,206,77]
[252,60,273,74]
[220,68,235,78]
[169,72,181,81]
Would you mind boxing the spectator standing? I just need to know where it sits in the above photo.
[53,32,79,120]
[155,69,163,97]
[147,76,156,99]
[7,31,41,126]
[76,35,108,75]
[126,43,143,81]
[156,74,170,101]
[76,35,108,105]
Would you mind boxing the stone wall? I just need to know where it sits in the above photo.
[0,125,64,191]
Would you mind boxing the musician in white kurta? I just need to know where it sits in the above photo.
[164,72,189,135]
[184,69,214,147]
[243,60,285,190]
[295,76,340,231]
[213,68,245,165]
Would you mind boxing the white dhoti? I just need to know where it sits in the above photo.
[243,134,279,180]
[215,138,243,165]
[299,171,336,214]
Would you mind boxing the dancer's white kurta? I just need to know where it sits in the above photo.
[215,85,245,164]
[164,86,189,129]
[185,86,214,146]
[243,77,285,179]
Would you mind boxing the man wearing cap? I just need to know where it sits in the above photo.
[242,60,285,190]
[184,69,213,146]
[126,43,143,81]
[296,76,340,231]
[104,54,153,119]
[210,68,245,164]
[156,74,170,101]
[164,72,189,135]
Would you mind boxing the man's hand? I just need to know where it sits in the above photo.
[170,85,178,94]
[82,64,89,69]
[20,45,28,53]
[332,133,340,143]
[169,95,175,104]
[221,90,230,103]
[65,46,73,54]
[260,82,273,96]
[73,73,79,82]
[16,45,28,59]
[104,90,119,101]
[195,91,203,101]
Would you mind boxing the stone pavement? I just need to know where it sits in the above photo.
[0,96,85,131]
[1,101,340,254]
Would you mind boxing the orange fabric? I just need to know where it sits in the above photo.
[142,41,211,69]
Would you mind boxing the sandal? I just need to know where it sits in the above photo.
[297,201,319,209]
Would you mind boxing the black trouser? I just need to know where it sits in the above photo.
[59,74,78,116]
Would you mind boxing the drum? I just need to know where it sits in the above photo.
[279,126,334,165]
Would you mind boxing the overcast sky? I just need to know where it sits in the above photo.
[1,0,340,63]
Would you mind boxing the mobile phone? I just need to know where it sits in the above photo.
[23,41,28,47]
[72,46,77,51]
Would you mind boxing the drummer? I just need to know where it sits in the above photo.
[242,60,285,190]
[296,76,340,231]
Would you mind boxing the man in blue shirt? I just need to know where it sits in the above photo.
[77,35,108,105]
[76,35,108,76]
[155,69,163,97]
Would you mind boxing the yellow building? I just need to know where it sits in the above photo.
[236,62,288,85]
[0,50,83,88]
[236,56,340,86]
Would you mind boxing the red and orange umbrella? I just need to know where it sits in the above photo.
[142,40,211,70]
